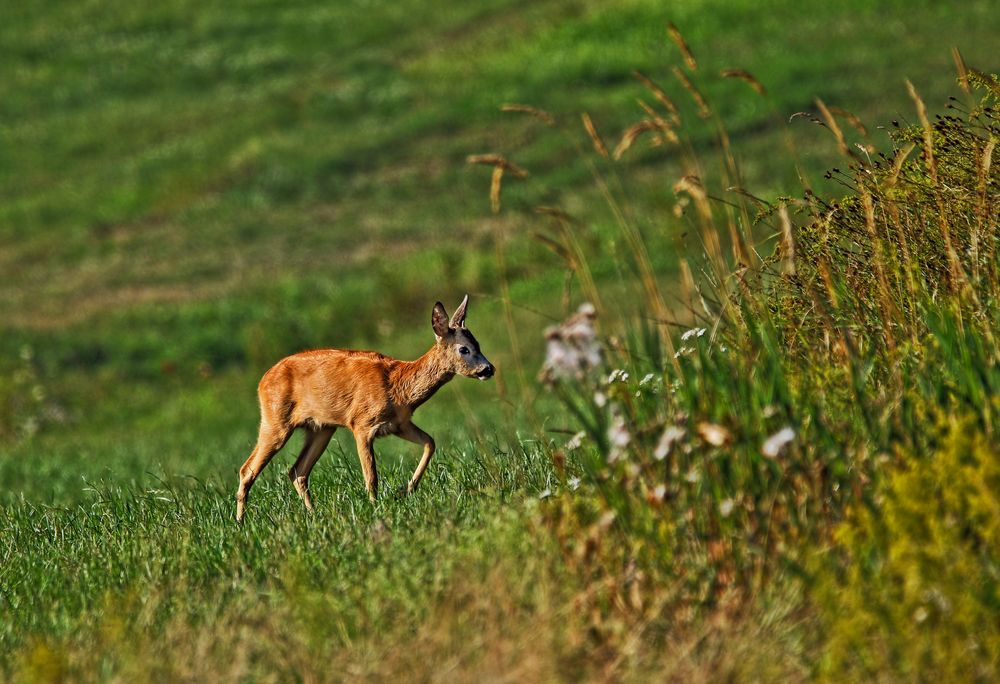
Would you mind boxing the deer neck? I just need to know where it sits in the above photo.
[392,345,455,410]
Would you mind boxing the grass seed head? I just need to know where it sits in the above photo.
[613,120,658,160]
[667,22,697,71]
[720,69,766,96]
[581,112,609,158]
[501,103,556,126]
[671,66,710,118]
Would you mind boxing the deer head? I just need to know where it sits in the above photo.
[432,294,494,380]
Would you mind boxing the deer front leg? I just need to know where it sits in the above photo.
[397,422,436,495]
[353,430,379,503]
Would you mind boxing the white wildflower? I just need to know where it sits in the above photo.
[761,426,795,458]
[607,369,630,383]
[719,498,735,517]
[593,391,607,408]
[685,467,701,484]
[697,421,731,447]
[607,410,631,463]
[568,477,581,491]
[640,373,655,385]
[653,425,685,461]
[540,303,601,382]
[610,422,630,449]
[538,487,553,500]
[564,431,585,451]
[680,327,707,342]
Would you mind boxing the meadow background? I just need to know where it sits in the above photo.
[2,0,999,680]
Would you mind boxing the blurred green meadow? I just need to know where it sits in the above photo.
[2,0,999,679]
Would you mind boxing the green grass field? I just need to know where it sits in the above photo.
[2,0,999,680]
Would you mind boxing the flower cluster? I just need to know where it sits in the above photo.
[674,326,708,358]
[539,303,601,383]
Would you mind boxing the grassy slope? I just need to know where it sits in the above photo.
[1,0,999,677]
[2,0,997,482]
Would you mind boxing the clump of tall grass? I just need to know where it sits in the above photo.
[481,29,999,675]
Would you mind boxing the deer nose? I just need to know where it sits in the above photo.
[477,364,495,380]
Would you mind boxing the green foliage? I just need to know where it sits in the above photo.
[816,417,1000,681]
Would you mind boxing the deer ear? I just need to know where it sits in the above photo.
[449,293,469,329]
[432,301,451,339]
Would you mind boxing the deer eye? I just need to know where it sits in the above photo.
[458,346,470,355]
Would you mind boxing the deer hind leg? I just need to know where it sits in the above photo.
[352,430,379,503]
[236,421,292,522]
[288,426,335,512]
[397,422,436,495]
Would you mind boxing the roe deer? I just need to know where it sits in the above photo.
[235,294,494,522]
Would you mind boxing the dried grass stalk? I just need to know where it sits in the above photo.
[720,69,766,96]
[636,100,680,144]
[817,258,840,310]
[501,103,556,126]
[490,166,504,214]
[466,154,529,177]
[980,138,996,182]
[535,206,579,224]
[828,106,868,137]
[674,174,714,230]
[973,137,996,275]
[581,113,609,158]
[907,80,935,174]
[861,187,897,350]
[907,79,964,288]
[613,120,658,160]
[815,99,853,159]
[789,111,822,125]
[673,174,707,203]
[886,142,915,187]
[671,66,710,118]
[534,206,602,310]
[467,154,529,214]
[667,22,697,71]
[633,70,680,119]
[952,47,970,94]
[531,232,574,265]
[777,204,796,275]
